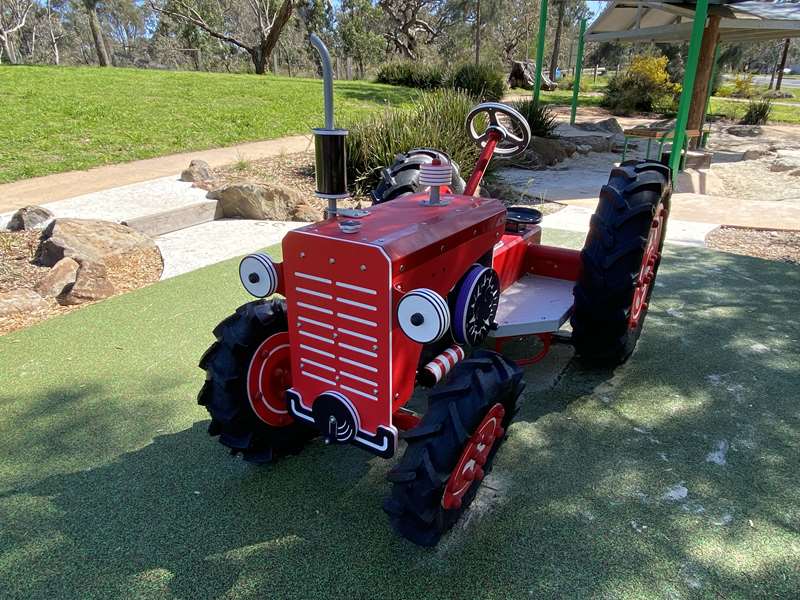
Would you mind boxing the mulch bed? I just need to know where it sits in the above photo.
[705,226,800,264]
[0,230,163,336]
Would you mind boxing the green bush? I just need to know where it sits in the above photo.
[602,56,681,114]
[450,63,505,102]
[346,89,481,194]
[741,98,771,125]
[375,62,446,90]
[508,99,557,138]
[732,73,755,98]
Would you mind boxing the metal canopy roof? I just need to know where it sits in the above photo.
[586,1,800,43]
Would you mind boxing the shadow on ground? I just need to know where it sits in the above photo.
[0,240,798,599]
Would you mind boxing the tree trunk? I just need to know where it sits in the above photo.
[474,0,481,65]
[251,46,267,74]
[776,38,790,91]
[686,15,721,145]
[548,1,565,80]
[84,0,110,66]
[1,36,17,64]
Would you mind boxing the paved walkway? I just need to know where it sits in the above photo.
[0,135,310,213]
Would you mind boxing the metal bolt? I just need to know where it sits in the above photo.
[399,264,405,272]
[300,252,305,258]
[372,344,378,351]
[329,258,335,264]
[360,265,367,272]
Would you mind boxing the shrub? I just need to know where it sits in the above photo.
[557,77,588,92]
[715,85,733,98]
[741,98,771,125]
[508,99,557,138]
[346,89,481,194]
[732,73,755,98]
[602,55,681,114]
[375,62,446,90]
[450,63,505,102]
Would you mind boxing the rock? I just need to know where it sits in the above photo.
[507,60,557,91]
[770,159,800,173]
[208,182,309,221]
[57,260,115,305]
[292,201,322,222]
[35,219,157,267]
[528,136,569,166]
[727,125,762,137]
[574,118,624,136]
[763,90,792,99]
[790,169,800,177]
[742,148,769,160]
[7,205,54,231]
[576,144,592,154]
[558,139,577,157]
[34,257,79,297]
[0,289,48,317]
[180,159,213,183]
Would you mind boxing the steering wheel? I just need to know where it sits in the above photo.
[465,102,531,158]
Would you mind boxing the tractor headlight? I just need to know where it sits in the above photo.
[239,253,279,298]
[397,288,450,344]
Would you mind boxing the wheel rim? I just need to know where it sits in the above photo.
[247,331,294,427]
[441,403,506,510]
[630,203,667,329]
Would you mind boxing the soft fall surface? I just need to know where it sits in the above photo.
[0,230,798,599]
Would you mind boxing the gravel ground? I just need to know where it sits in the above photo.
[705,226,800,264]
[0,230,162,336]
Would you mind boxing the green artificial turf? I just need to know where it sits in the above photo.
[1,232,799,599]
[0,66,416,184]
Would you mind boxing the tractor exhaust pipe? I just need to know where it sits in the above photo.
[310,34,348,217]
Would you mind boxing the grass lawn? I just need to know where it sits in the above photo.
[0,66,416,184]
[1,231,799,599]
[709,97,800,125]
[509,86,604,107]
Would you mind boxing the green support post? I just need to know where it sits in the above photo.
[669,0,710,181]
[570,18,587,125]
[533,0,548,106]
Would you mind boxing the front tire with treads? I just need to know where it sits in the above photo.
[197,299,316,463]
[571,160,672,365]
[383,350,525,546]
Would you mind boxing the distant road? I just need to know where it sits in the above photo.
[752,75,800,88]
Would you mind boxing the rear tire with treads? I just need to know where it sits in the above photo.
[570,160,672,365]
[198,299,316,463]
[383,350,525,546]
[371,148,466,204]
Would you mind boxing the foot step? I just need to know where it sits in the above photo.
[122,200,221,237]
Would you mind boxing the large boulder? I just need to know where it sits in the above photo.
[180,159,213,183]
[208,182,315,221]
[34,257,80,297]
[57,260,115,305]
[0,289,48,317]
[727,125,762,137]
[35,218,157,267]
[528,136,571,166]
[573,118,624,136]
[7,205,54,231]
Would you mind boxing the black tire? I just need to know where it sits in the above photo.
[383,350,525,546]
[570,160,672,366]
[370,148,466,204]
[198,299,315,463]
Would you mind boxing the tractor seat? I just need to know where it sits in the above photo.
[505,207,543,233]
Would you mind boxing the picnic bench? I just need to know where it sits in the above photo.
[621,126,711,168]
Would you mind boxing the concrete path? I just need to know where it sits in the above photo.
[0,134,310,213]
[542,205,717,247]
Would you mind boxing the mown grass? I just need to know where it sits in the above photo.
[709,97,800,125]
[0,65,417,183]
[0,231,798,599]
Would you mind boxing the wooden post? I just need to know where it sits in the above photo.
[776,38,791,91]
[686,14,721,142]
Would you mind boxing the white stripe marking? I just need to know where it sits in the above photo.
[426,361,444,382]
[339,370,378,387]
[297,286,333,300]
[302,371,336,386]
[337,327,378,343]
[336,281,377,296]
[339,356,378,373]
[300,357,336,372]
[299,330,334,345]
[300,344,335,358]
[340,384,377,401]
[337,297,377,312]
[295,272,331,284]
[338,342,377,358]
[298,301,333,315]
[298,315,334,330]
[337,312,377,328]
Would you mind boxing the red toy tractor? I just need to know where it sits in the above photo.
[197,37,672,546]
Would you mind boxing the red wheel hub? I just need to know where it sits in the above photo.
[247,332,294,427]
[630,203,667,329]
[441,403,506,510]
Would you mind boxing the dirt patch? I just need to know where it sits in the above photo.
[705,226,800,264]
[0,230,162,336]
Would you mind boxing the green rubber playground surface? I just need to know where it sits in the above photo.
[1,230,798,599]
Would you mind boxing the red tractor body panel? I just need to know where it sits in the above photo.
[282,192,505,457]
